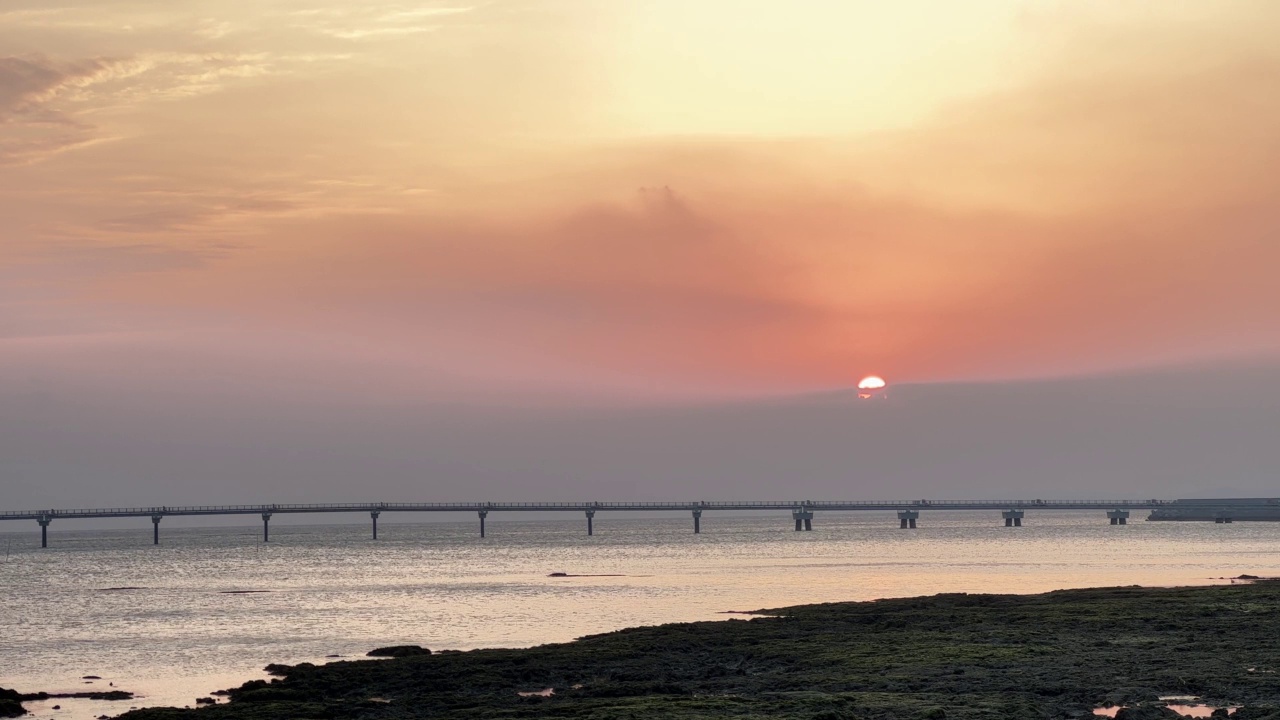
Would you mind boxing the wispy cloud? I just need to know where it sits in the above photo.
[0,54,139,162]
[0,50,343,164]
[290,3,473,41]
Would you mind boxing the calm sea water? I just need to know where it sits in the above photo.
[2,511,1278,719]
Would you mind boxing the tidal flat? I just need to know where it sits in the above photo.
[117,582,1280,720]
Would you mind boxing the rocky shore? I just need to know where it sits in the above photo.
[93,582,1280,719]
[0,687,133,717]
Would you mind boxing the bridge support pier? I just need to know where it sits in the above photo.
[370,511,380,540]
[898,510,919,529]
[38,515,51,548]
[152,515,163,545]
[792,509,814,531]
[261,512,272,542]
[1002,509,1024,527]
[586,510,596,536]
[478,510,488,538]
[1107,510,1130,525]
[692,509,702,534]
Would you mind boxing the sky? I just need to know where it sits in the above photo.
[2,1,1279,507]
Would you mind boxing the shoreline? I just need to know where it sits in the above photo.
[59,580,1280,720]
[3,577,1268,719]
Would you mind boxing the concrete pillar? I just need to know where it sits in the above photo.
[898,510,919,529]
[792,509,814,531]
[151,515,163,545]
[692,509,702,534]
[370,511,380,540]
[1002,509,1024,527]
[261,512,272,542]
[1107,510,1130,526]
[585,510,595,536]
[37,515,51,548]
[478,510,488,538]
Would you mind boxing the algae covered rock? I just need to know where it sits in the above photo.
[1233,707,1280,720]
[1105,689,1162,706]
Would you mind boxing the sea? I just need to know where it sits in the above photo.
[3,510,1279,719]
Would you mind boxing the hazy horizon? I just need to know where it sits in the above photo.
[4,357,1279,510]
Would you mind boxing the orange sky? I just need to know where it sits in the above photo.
[3,0,1279,400]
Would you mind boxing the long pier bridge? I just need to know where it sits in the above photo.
[4,498,1253,548]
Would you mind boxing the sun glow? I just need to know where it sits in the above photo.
[858,376,887,390]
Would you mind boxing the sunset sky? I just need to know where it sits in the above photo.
[4,0,1277,400]
[3,1,1280,505]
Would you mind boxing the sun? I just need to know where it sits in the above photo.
[857,376,887,390]
[857,375,888,400]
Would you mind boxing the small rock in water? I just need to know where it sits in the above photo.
[1114,706,1184,720]
[366,645,431,657]
[548,572,568,577]
[51,705,60,710]
[195,697,216,705]
[82,676,101,680]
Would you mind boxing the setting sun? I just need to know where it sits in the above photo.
[858,376,887,390]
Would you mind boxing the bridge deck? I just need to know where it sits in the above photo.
[0,499,1174,521]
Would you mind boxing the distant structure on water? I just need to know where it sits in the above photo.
[1147,498,1280,523]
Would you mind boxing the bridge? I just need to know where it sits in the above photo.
[0,499,1209,547]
